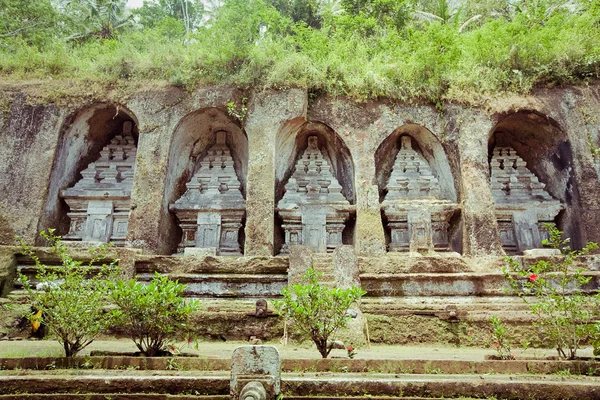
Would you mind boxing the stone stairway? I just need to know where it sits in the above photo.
[311,254,335,287]
[134,255,289,299]
[7,254,107,301]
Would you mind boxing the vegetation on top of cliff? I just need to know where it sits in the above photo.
[1,0,599,103]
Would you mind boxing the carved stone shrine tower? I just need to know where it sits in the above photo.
[60,121,136,246]
[277,136,352,253]
[490,146,563,253]
[381,136,459,253]
[170,131,245,255]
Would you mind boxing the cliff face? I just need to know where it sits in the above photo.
[1,84,600,259]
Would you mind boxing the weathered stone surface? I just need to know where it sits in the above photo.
[127,87,242,254]
[278,136,352,253]
[456,110,505,257]
[0,247,17,297]
[333,245,359,288]
[5,85,600,256]
[381,136,459,254]
[0,93,65,244]
[3,84,600,347]
[61,121,136,245]
[288,245,313,285]
[523,248,562,257]
[230,345,280,400]
[170,130,246,255]
[245,89,307,256]
[490,146,562,253]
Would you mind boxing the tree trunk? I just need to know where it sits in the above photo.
[315,338,328,358]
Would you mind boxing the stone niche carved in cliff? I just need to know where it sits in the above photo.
[381,136,459,253]
[60,121,136,245]
[170,131,245,255]
[490,146,562,253]
[277,135,352,253]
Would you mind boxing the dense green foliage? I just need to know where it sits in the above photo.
[273,268,366,358]
[110,273,199,357]
[18,230,119,357]
[1,0,600,101]
[504,225,600,360]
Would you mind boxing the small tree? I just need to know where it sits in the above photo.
[110,273,199,357]
[18,229,118,357]
[273,268,366,359]
[504,225,600,359]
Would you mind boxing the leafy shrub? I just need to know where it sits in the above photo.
[18,229,118,357]
[110,273,199,357]
[504,225,600,359]
[1,1,600,102]
[273,268,366,358]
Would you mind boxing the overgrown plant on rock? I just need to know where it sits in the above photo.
[503,225,600,359]
[18,229,119,357]
[273,268,366,359]
[487,315,514,360]
[110,273,199,357]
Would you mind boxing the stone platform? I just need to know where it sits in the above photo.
[2,244,600,346]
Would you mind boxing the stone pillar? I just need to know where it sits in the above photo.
[333,245,367,347]
[0,95,64,245]
[457,113,504,256]
[556,95,600,247]
[244,89,307,256]
[230,346,281,400]
[355,183,387,256]
[333,245,359,288]
[288,245,313,285]
[126,112,180,253]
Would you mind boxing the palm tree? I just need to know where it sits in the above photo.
[65,0,134,39]
[413,0,481,32]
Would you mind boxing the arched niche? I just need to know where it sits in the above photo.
[38,103,139,245]
[275,120,356,254]
[163,107,248,254]
[375,124,461,254]
[375,124,457,203]
[488,110,580,251]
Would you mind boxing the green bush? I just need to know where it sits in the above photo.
[504,225,600,359]
[1,0,600,102]
[273,268,366,359]
[110,273,199,357]
[18,229,118,357]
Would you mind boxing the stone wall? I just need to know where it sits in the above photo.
[2,84,600,261]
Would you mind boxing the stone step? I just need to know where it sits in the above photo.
[0,396,227,400]
[2,356,600,375]
[360,272,600,297]
[0,396,467,400]
[134,255,289,275]
[0,373,599,400]
[135,273,288,298]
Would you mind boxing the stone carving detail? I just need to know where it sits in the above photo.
[381,136,459,253]
[277,136,352,253]
[230,345,281,400]
[170,131,245,255]
[61,121,136,246]
[490,146,562,253]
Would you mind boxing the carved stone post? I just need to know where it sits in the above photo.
[230,346,281,400]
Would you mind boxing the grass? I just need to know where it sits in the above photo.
[1,4,599,104]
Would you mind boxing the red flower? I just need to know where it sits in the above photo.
[529,273,537,282]
[347,346,354,352]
